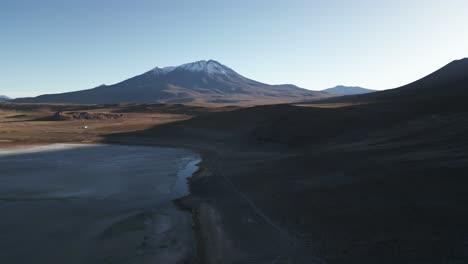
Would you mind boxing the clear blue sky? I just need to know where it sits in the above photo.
[1,0,468,98]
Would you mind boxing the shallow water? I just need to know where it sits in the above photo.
[0,144,199,264]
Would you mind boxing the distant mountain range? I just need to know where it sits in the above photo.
[322,85,375,95]
[0,95,11,102]
[13,60,330,104]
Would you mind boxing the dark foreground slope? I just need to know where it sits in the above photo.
[316,58,468,104]
[106,60,468,263]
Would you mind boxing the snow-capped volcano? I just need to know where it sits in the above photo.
[14,60,330,104]
[153,60,233,75]
[177,60,232,75]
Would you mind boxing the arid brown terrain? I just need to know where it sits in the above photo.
[0,102,233,145]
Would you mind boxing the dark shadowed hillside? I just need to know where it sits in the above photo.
[107,59,468,264]
[316,58,468,104]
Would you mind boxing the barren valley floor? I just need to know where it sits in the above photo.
[1,98,468,263]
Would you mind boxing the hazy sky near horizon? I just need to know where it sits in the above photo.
[1,0,468,98]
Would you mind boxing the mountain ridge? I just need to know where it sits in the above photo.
[0,95,11,102]
[322,85,376,95]
[13,60,329,104]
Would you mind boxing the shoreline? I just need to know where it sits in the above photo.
[0,141,204,264]
[101,136,258,264]
[121,137,274,263]
[102,138,215,264]
[0,137,228,264]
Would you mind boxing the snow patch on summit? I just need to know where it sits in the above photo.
[178,60,230,74]
[151,60,233,75]
[152,66,176,75]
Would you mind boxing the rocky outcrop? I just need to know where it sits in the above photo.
[51,111,123,121]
